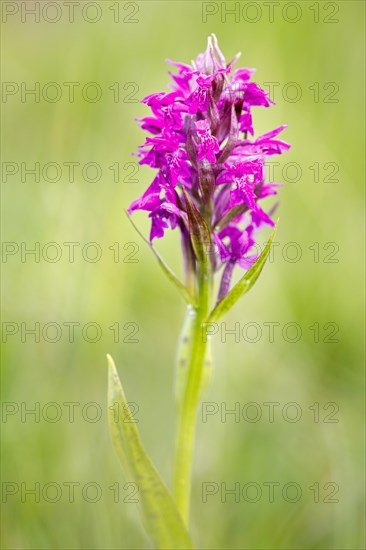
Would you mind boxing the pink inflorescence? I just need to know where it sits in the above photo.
[128,35,290,291]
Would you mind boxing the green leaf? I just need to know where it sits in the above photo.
[107,355,193,550]
[126,212,195,305]
[208,223,278,323]
[182,188,211,267]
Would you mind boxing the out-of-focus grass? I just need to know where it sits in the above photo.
[1,1,365,549]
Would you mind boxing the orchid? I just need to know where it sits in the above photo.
[108,35,290,550]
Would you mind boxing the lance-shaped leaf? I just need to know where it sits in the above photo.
[107,355,193,550]
[212,72,225,102]
[214,203,248,233]
[184,117,198,170]
[198,158,215,213]
[208,89,220,132]
[217,103,239,164]
[208,223,278,323]
[126,212,194,305]
[182,187,211,267]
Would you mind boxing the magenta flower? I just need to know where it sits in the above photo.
[128,35,290,300]
[187,68,230,113]
[195,120,220,163]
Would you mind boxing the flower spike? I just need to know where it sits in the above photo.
[128,37,290,312]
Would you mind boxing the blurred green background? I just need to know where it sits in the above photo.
[1,1,365,549]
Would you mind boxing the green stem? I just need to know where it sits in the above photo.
[173,265,212,526]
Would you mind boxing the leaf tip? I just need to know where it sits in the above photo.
[106,354,121,397]
[106,353,115,370]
